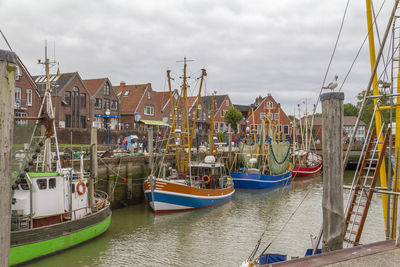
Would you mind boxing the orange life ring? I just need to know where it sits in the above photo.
[76,182,86,195]
[201,175,210,184]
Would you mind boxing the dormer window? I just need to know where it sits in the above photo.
[148,92,151,99]
[104,83,110,96]
[123,90,130,96]
[226,99,229,106]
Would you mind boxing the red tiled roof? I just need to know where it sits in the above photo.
[114,83,149,114]
[83,78,106,96]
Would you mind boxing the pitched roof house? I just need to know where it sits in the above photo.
[244,94,292,137]
[83,78,120,130]
[201,94,233,132]
[34,72,92,128]
[114,82,164,128]
[14,56,41,125]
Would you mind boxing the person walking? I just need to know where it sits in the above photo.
[142,136,148,153]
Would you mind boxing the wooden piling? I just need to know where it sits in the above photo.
[89,128,97,209]
[148,127,154,171]
[321,92,345,252]
[0,49,17,266]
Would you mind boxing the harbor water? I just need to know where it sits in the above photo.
[27,171,386,266]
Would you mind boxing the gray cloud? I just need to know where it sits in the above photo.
[0,0,396,115]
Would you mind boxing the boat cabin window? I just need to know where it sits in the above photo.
[19,178,29,190]
[36,179,47,190]
[49,178,56,189]
[193,166,221,178]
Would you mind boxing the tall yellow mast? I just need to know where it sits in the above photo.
[365,0,389,236]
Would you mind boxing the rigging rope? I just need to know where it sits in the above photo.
[313,0,350,111]
[338,0,387,92]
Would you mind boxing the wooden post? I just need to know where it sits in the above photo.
[321,92,345,252]
[89,128,97,209]
[0,49,17,266]
[148,127,154,171]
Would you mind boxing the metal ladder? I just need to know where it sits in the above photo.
[344,126,390,246]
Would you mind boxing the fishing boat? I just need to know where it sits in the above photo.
[143,58,235,213]
[292,150,322,177]
[292,102,323,178]
[230,104,292,189]
[9,48,111,265]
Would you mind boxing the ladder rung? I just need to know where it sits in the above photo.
[360,175,374,179]
[363,167,376,171]
[350,211,364,216]
[346,229,358,235]
[347,220,360,225]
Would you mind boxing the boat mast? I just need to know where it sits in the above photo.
[304,99,308,152]
[365,0,389,237]
[298,104,304,150]
[209,93,215,155]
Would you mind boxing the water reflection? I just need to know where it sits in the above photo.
[26,171,387,267]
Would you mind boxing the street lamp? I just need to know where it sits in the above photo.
[125,123,129,146]
[105,109,111,146]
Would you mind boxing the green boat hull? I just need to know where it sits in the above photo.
[10,207,111,266]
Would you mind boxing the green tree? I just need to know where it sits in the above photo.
[344,103,359,116]
[224,107,243,132]
[356,90,390,126]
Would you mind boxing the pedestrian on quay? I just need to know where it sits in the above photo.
[142,136,148,153]
[122,137,127,150]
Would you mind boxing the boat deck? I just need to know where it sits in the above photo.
[269,240,400,266]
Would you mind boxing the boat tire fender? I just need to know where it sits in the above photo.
[201,175,210,184]
[77,182,86,195]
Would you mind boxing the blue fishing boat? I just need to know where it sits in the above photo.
[230,118,292,189]
[230,170,292,189]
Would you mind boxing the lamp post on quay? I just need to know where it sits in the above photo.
[105,109,111,146]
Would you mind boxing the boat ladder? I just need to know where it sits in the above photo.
[343,126,390,246]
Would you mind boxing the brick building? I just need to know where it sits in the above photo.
[244,94,292,138]
[83,78,120,130]
[14,56,41,124]
[202,94,233,132]
[34,72,92,128]
[114,82,165,129]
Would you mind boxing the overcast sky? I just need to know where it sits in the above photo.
[0,0,396,115]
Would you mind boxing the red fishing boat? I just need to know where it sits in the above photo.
[293,151,322,177]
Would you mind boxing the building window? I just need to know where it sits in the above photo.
[104,83,110,96]
[226,99,229,106]
[104,99,110,110]
[95,98,102,109]
[144,106,154,116]
[36,179,47,190]
[49,178,56,189]
[274,113,278,120]
[16,112,27,125]
[284,125,289,134]
[26,89,32,106]
[221,110,225,117]
[64,91,71,105]
[15,66,22,80]
[198,105,202,120]
[260,112,265,120]
[111,100,118,110]
[80,93,86,108]
[65,115,71,128]
[266,101,273,109]
[148,92,151,99]
[80,116,86,128]
[15,87,21,100]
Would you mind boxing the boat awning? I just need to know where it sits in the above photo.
[95,114,120,118]
[139,120,170,127]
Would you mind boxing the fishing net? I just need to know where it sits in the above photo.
[268,141,290,175]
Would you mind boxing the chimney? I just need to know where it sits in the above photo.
[120,81,126,89]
